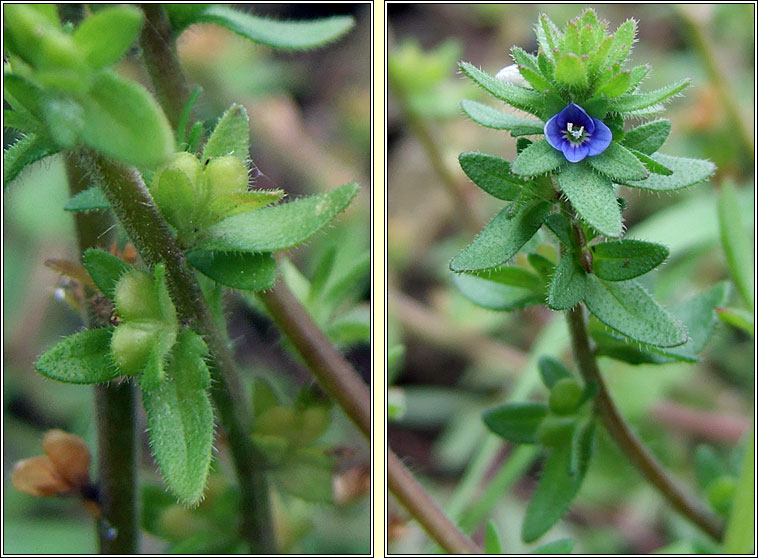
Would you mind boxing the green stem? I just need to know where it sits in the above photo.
[139,4,191,131]
[65,155,138,554]
[77,150,275,553]
[565,305,725,541]
[724,424,755,553]
[256,279,480,554]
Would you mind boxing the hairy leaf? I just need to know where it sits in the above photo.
[544,213,574,248]
[187,251,277,291]
[196,6,354,50]
[196,183,358,253]
[512,140,566,177]
[461,99,544,135]
[450,201,551,272]
[459,62,544,117]
[80,70,174,168]
[629,149,673,176]
[548,255,586,310]
[452,272,543,311]
[607,79,691,113]
[622,119,671,154]
[538,356,573,389]
[83,249,134,300]
[458,152,524,201]
[36,328,120,384]
[591,239,669,281]
[64,186,110,212]
[623,154,715,191]
[483,402,548,444]
[587,142,648,181]
[72,6,144,69]
[554,53,587,89]
[557,163,621,237]
[598,70,631,98]
[3,133,60,185]
[522,434,592,543]
[583,275,687,347]
[202,103,250,163]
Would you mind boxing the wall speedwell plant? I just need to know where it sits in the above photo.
[453,9,729,547]
[5,4,369,554]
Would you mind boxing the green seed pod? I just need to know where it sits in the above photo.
[252,406,298,438]
[548,377,584,415]
[114,270,161,322]
[296,406,331,446]
[110,322,156,375]
[537,415,576,448]
[204,155,249,197]
[163,151,204,188]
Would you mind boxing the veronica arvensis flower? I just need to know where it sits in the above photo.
[544,103,612,162]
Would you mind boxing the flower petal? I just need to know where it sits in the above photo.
[561,142,590,163]
[587,118,612,156]
[544,115,565,150]
[556,103,592,130]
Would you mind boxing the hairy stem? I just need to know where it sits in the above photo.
[139,4,191,131]
[65,156,138,554]
[77,150,275,553]
[566,305,725,541]
[257,279,480,553]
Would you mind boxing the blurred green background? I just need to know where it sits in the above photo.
[387,4,754,554]
[3,4,370,554]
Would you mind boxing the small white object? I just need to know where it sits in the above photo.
[495,64,530,88]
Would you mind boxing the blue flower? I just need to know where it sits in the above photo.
[544,103,612,163]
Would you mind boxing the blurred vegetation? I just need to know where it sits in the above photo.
[388,4,753,554]
[3,4,370,554]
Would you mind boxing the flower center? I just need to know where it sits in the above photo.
[564,122,589,145]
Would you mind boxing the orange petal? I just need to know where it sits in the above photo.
[12,456,71,496]
[43,429,91,488]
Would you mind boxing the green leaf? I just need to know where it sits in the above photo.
[461,99,544,135]
[548,255,586,310]
[142,333,214,505]
[150,167,197,235]
[538,356,572,389]
[583,275,687,347]
[41,96,84,149]
[3,108,44,134]
[450,200,551,272]
[483,402,548,444]
[522,435,591,543]
[196,6,354,50]
[718,182,754,310]
[650,282,730,362]
[608,19,637,65]
[554,53,587,89]
[561,21,581,54]
[4,74,46,118]
[162,4,212,32]
[202,103,250,163]
[588,36,613,75]
[83,248,134,300]
[622,154,715,191]
[64,186,110,212]
[459,62,544,117]
[187,251,277,291]
[511,46,540,72]
[716,307,754,336]
[453,267,545,312]
[72,6,144,69]
[485,521,503,554]
[528,253,556,283]
[622,119,671,154]
[607,79,691,113]
[203,190,285,226]
[139,328,177,391]
[512,140,565,177]
[458,152,524,201]
[589,319,669,365]
[196,182,358,252]
[537,13,562,60]
[532,538,575,554]
[519,66,552,92]
[627,64,650,91]
[556,163,621,237]
[3,133,60,185]
[591,239,669,281]
[587,142,648,181]
[80,70,174,168]
[545,213,574,247]
[629,149,673,176]
[598,70,631,98]
[723,430,755,554]
[36,328,121,384]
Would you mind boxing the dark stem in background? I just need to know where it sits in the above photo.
[565,305,725,541]
[77,151,275,553]
[257,279,481,554]
[140,4,191,131]
[65,156,138,554]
